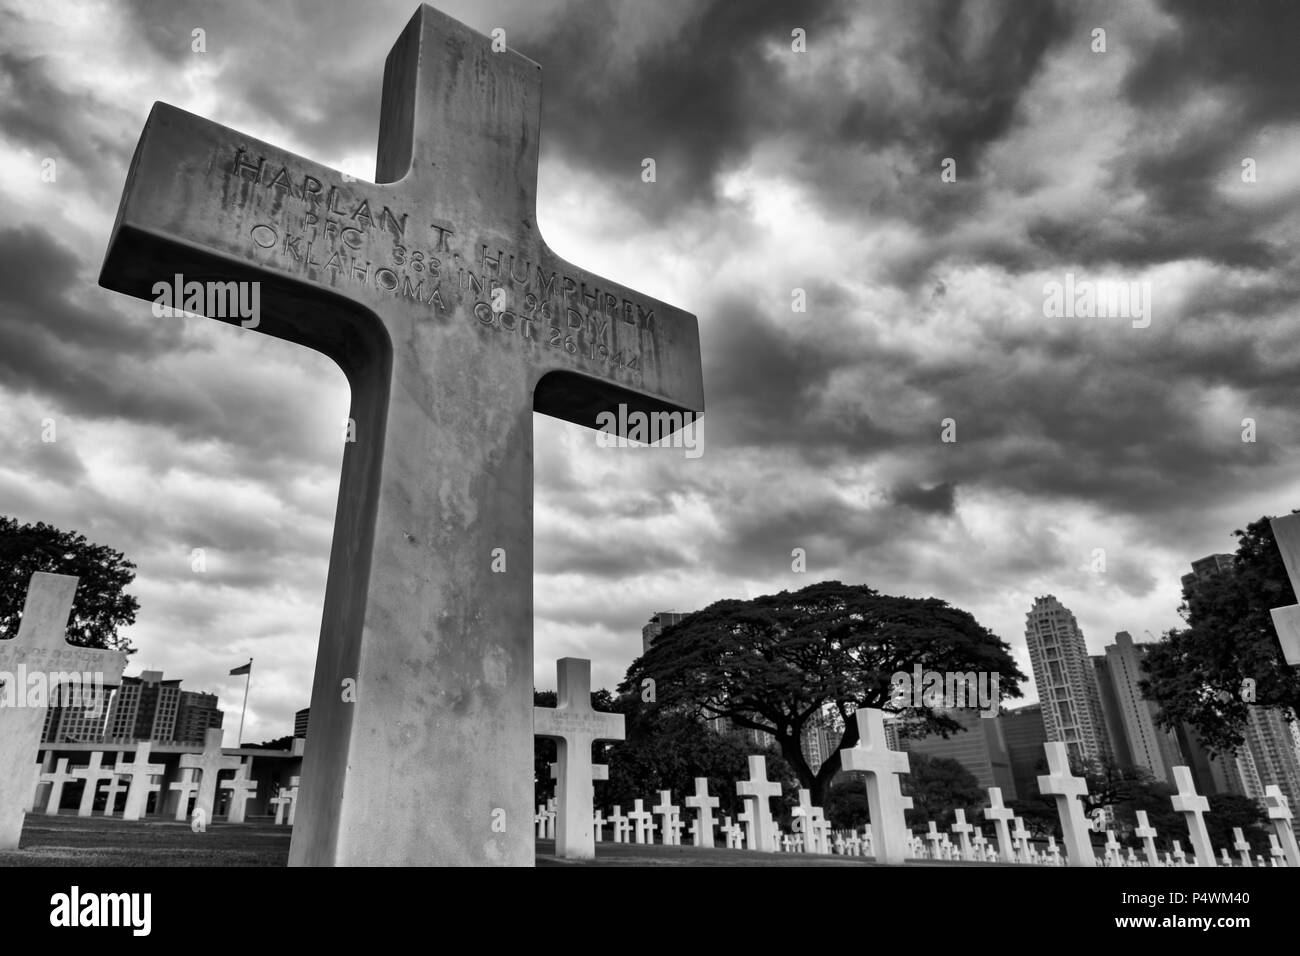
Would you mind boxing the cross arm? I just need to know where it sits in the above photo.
[98,103,391,378]
[529,249,704,430]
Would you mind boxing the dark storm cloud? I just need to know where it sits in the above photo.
[521,0,848,212]
[842,0,1077,172]
[700,296,905,458]
[0,52,136,189]
[521,0,1076,222]
[1025,0,1300,271]
[0,226,347,476]
[120,0,386,168]
[891,481,956,514]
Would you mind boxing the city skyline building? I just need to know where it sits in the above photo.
[1024,595,1111,766]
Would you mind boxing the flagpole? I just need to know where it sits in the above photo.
[237,659,252,746]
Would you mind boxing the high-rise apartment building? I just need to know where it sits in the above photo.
[175,690,224,746]
[641,611,690,654]
[100,671,224,744]
[1095,631,1183,784]
[1024,595,1110,766]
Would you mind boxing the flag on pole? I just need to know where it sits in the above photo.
[230,660,252,676]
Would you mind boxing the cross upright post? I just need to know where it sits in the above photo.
[98,4,703,867]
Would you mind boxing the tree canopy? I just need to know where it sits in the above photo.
[619,580,1025,804]
[0,516,139,653]
[1141,514,1300,754]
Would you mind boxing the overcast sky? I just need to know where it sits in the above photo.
[3,0,1299,744]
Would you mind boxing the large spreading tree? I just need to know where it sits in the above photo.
[619,580,1026,805]
[1141,514,1300,754]
[0,516,139,653]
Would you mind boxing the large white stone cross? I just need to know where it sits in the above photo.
[98,3,702,868]
[0,572,126,847]
[1263,785,1300,866]
[1170,765,1214,867]
[1037,742,1095,867]
[982,787,1016,863]
[838,707,911,865]
[1134,809,1160,866]
[176,727,242,821]
[684,777,719,848]
[533,657,625,860]
[735,755,782,853]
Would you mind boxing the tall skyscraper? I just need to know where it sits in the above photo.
[641,611,689,654]
[1096,631,1183,784]
[295,707,311,738]
[104,671,182,742]
[1024,595,1110,766]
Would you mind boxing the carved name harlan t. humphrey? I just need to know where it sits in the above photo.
[99,4,703,865]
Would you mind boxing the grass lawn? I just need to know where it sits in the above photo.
[3,815,1000,866]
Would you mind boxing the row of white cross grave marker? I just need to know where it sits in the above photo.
[27,735,302,826]
[535,657,1300,865]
